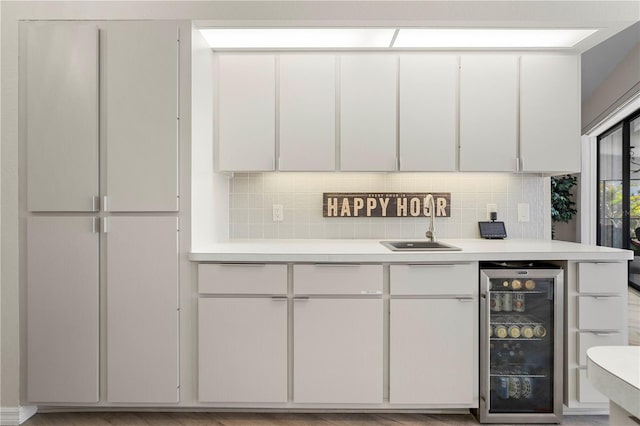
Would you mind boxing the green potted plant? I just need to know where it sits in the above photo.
[551,175,578,238]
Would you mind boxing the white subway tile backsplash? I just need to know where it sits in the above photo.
[228,172,549,240]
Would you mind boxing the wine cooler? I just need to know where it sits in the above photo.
[476,263,563,424]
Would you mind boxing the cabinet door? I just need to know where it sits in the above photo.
[218,55,276,171]
[459,55,518,171]
[26,22,99,212]
[27,217,99,403]
[279,55,336,171]
[106,216,178,403]
[340,55,397,171]
[399,55,457,171]
[293,298,383,403]
[520,54,580,173]
[103,21,179,212]
[199,298,288,402]
[390,298,477,405]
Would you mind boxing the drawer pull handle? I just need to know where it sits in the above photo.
[314,264,361,267]
[271,296,288,301]
[456,296,474,302]
[220,263,266,267]
[294,297,309,301]
[590,331,619,336]
[407,264,456,267]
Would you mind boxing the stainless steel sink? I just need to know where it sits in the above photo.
[380,240,461,251]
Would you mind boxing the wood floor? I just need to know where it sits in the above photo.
[23,412,609,426]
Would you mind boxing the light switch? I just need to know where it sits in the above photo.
[517,203,530,222]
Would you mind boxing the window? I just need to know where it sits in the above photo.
[597,108,640,290]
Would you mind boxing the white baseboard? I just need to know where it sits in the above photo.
[19,406,37,424]
[0,406,38,425]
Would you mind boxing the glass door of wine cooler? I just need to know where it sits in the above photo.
[478,268,564,424]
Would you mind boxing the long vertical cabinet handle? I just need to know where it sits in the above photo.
[479,271,490,411]
[92,217,99,233]
[103,217,108,233]
[92,196,100,212]
[103,196,108,212]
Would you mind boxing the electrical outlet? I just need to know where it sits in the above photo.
[272,204,284,222]
[518,203,530,222]
[487,204,498,220]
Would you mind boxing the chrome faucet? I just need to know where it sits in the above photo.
[425,194,436,242]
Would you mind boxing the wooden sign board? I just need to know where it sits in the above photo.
[323,193,451,218]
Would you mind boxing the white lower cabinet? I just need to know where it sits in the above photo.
[199,297,288,403]
[389,298,476,405]
[106,216,179,403]
[293,298,383,404]
[388,263,478,406]
[27,217,99,403]
[564,261,628,408]
[197,263,288,403]
[196,262,480,407]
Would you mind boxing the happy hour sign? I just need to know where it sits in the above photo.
[323,193,451,218]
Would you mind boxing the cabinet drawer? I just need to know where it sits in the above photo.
[390,263,477,296]
[199,264,287,294]
[577,262,626,294]
[577,369,607,403]
[293,264,382,295]
[577,331,624,366]
[577,295,625,330]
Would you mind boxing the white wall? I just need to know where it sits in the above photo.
[582,42,640,133]
[229,172,551,240]
[191,25,229,249]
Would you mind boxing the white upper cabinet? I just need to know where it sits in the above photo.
[399,55,458,171]
[279,55,336,171]
[459,55,518,172]
[340,55,398,171]
[520,54,580,173]
[103,21,179,212]
[26,22,99,212]
[211,52,580,173]
[217,55,276,171]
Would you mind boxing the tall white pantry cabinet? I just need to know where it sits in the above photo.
[24,21,180,404]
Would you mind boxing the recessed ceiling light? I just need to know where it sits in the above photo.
[200,28,396,49]
[392,28,598,48]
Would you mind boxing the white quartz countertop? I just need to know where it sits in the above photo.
[189,239,633,263]
[587,346,640,418]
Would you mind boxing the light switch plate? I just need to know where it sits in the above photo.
[517,203,530,222]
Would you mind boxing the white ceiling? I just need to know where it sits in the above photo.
[194,0,640,53]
